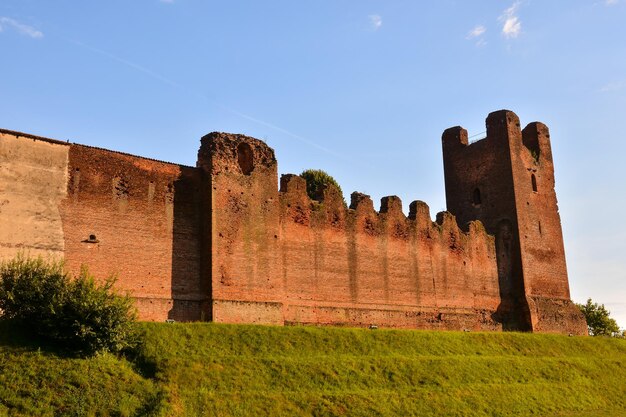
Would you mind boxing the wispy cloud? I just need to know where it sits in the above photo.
[369,14,382,31]
[467,25,486,39]
[605,0,619,5]
[0,17,43,39]
[499,2,522,39]
[466,25,487,47]
[600,79,626,92]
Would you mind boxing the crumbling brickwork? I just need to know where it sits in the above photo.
[0,109,587,334]
[442,110,586,335]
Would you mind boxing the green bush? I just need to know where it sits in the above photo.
[576,298,621,336]
[0,256,139,355]
[299,169,344,203]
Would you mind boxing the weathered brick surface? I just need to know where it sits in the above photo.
[0,111,587,334]
[60,143,208,321]
[276,176,502,329]
[199,133,284,324]
[442,110,586,334]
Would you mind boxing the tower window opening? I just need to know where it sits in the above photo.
[472,188,482,206]
[531,174,538,192]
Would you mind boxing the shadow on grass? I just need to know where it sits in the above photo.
[0,319,167,417]
[126,333,159,380]
[0,318,77,358]
[0,318,158,378]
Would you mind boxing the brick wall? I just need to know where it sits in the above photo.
[442,111,586,334]
[0,119,586,334]
[60,143,208,321]
[277,175,502,329]
[200,132,284,324]
[202,132,502,330]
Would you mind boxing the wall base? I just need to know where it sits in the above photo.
[212,299,285,325]
[526,296,587,335]
[134,297,208,322]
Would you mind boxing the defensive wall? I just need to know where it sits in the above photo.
[0,110,587,334]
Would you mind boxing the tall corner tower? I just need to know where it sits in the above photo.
[442,110,587,335]
[196,132,284,325]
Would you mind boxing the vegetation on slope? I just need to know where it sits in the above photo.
[0,256,138,355]
[140,324,626,416]
[1,322,625,416]
[577,298,622,336]
[0,321,162,417]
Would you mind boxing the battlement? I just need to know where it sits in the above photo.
[0,110,586,334]
[277,169,473,241]
[443,110,553,164]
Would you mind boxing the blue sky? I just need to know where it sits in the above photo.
[1,1,625,327]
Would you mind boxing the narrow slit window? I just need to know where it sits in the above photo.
[472,188,482,206]
[531,174,538,192]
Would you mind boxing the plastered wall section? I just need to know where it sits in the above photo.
[60,143,208,321]
[0,131,69,260]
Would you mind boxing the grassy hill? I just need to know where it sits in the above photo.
[0,322,625,417]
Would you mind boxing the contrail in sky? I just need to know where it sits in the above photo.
[216,105,338,156]
[64,37,338,157]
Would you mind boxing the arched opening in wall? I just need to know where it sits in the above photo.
[82,234,99,244]
[237,142,254,175]
[472,188,482,207]
[531,174,538,192]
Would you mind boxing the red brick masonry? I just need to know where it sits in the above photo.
[0,109,587,334]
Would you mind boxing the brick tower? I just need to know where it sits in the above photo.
[442,110,586,334]
[197,132,284,324]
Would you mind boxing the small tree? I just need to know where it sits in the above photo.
[0,256,139,355]
[300,169,344,203]
[576,298,620,336]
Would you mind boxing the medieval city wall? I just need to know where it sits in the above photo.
[277,176,502,329]
[60,143,208,321]
[204,132,503,330]
[0,118,587,334]
[0,129,208,321]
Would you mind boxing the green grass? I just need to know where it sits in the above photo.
[0,322,161,417]
[1,322,625,416]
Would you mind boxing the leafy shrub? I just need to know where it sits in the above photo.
[300,169,344,203]
[0,256,139,355]
[576,298,621,336]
